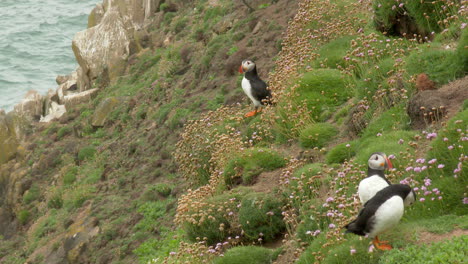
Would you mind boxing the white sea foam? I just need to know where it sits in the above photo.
[0,0,97,111]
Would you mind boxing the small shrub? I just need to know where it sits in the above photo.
[214,246,277,264]
[224,148,285,186]
[142,183,173,201]
[325,141,357,164]
[183,191,245,245]
[47,193,63,209]
[63,166,78,185]
[23,184,40,204]
[238,193,286,242]
[173,17,188,34]
[17,210,30,225]
[77,146,97,162]
[380,235,467,264]
[299,123,338,148]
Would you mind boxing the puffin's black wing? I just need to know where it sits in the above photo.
[345,184,412,236]
[251,79,271,105]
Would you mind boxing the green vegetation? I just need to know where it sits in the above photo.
[314,36,354,69]
[17,210,31,225]
[77,146,97,162]
[380,235,467,264]
[23,184,40,204]
[295,69,350,121]
[239,193,285,242]
[325,141,357,164]
[214,246,280,264]
[1,0,467,263]
[406,48,465,85]
[224,148,285,186]
[299,123,338,148]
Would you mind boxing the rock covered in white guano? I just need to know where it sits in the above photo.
[63,88,99,110]
[72,9,130,85]
[13,90,44,120]
[40,102,67,123]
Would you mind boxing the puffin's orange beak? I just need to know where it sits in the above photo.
[239,65,244,73]
[386,157,393,169]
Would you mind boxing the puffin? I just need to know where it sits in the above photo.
[358,152,393,205]
[345,184,416,250]
[238,60,272,117]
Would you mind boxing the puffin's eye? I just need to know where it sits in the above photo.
[375,156,379,160]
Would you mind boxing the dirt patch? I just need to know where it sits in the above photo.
[416,229,468,245]
[408,76,468,129]
[251,170,283,193]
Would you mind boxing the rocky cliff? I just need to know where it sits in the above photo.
[0,0,296,263]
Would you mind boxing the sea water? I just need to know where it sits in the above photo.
[0,0,97,112]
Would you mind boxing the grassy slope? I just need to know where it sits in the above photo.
[0,0,467,264]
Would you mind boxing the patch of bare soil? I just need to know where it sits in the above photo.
[408,76,468,129]
[416,229,468,245]
[251,170,283,193]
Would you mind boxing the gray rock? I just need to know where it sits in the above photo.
[13,90,44,120]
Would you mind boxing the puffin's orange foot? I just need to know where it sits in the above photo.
[375,243,392,250]
[244,110,257,117]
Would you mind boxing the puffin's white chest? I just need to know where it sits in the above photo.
[368,196,404,237]
[242,77,261,107]
[358,176,390,204]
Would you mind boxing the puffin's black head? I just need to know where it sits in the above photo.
[404,188,417,206]
[368,152,393,171]
[239,60,256,73]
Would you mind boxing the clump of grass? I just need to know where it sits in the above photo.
[295,69,350,121]
[299,123,338,148]
[214,246,279,264]
[224,148,285,187]
[238,193,286,242]
[77,146,97,162]
[23,184,40,204]
[380,235,467,264]
[63,166,78,185]
[17,210,30,225]
[313,36,354,69]
[406,47,465,85]
[142,183,173,200]
[373,0,461,35]
[361,105,410,138]
[56,126,71,140]
[325,141,357,164]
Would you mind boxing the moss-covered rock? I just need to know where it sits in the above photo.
[0,112,29,164]
[91,97,123,127]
